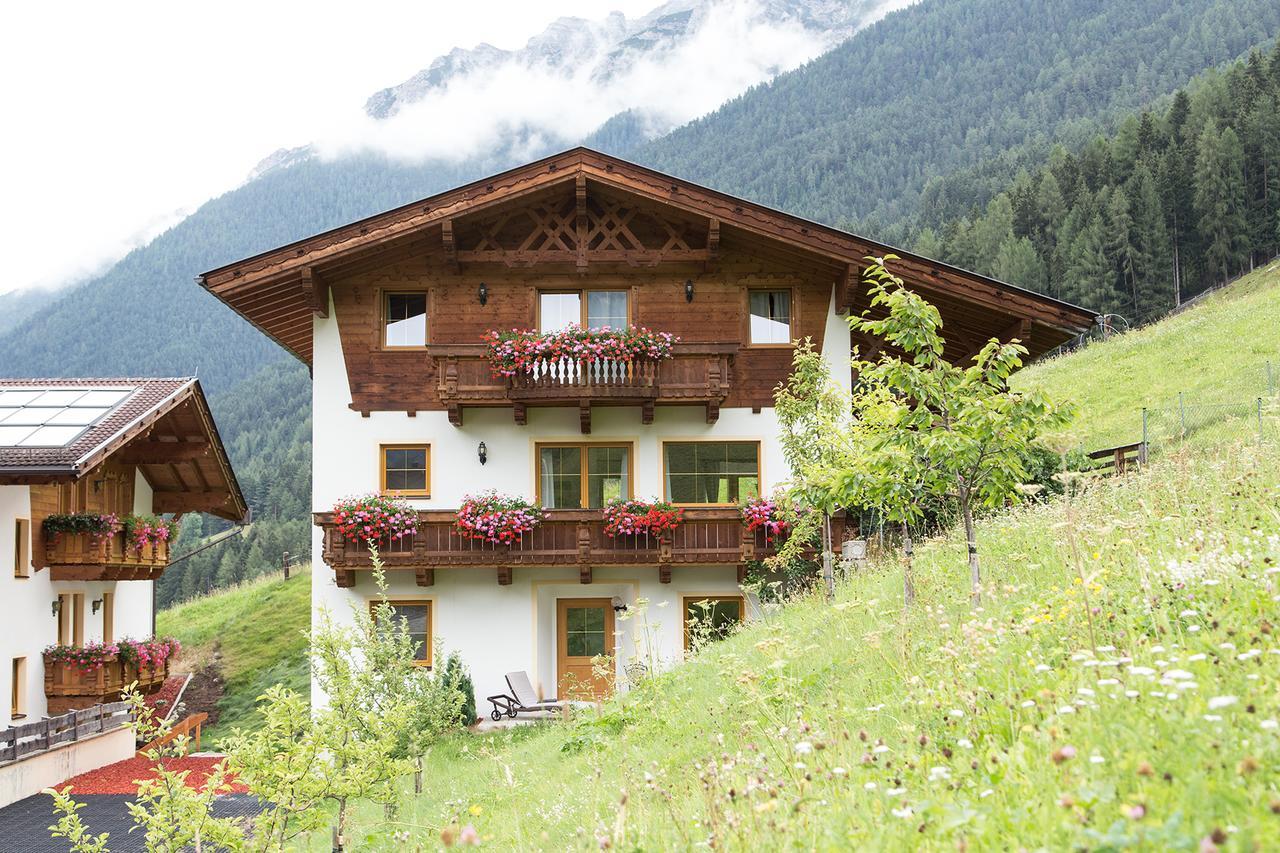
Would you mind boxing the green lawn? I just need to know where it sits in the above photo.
[1018,261,1280,451]
[157,567,311,746]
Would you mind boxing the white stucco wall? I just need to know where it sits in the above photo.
[0,727,135,809]
[310,286,853,707]
[0,467,158,731]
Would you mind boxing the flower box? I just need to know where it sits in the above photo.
[455,492,544,545]
[602,498,683,538]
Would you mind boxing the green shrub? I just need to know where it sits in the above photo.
[440,652,476,726]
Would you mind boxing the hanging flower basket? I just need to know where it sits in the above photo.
[332,494,419,546]
[455,492,544,544]
[483,324,678,378]
[742,496,791,543]
[602,498,683,538]
[42,513,118,541]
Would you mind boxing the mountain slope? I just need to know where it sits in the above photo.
[637,0,1280,229]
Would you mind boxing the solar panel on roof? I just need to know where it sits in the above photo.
[0,386,135,448]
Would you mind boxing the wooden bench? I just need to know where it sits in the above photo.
[1086,442,1147,475]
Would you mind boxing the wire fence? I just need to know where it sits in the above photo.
[1142,390,1278,453]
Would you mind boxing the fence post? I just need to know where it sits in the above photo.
[1260,398,1266,443]
[282,551,290,579]
[1178,393,1186,437]
[1141,407,1148,450]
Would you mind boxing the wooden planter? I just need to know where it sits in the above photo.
[43,653,170,715]
[45,529,171,581]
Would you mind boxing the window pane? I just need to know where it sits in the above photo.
[586,291,628,330]
[384,446,428,494]
[586,446,628,508]
[385,294,427,347]
[664,442,759,504]
[749,290,791,344]
[384,604,430,662]
[566,606,606,657]
[540,446,582,508]
[540,293,581,333]
[686,598,743,644]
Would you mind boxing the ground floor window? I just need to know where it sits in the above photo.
[683,595,746,649]
[373,600,433,667]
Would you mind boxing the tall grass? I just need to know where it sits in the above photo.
[325,444,1279,849]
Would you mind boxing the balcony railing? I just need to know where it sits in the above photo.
[314,508,779,586]
[43,654,170,715]
[430,343,736,428]
[46,528,171,582]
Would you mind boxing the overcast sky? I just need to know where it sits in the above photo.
[0,0,659,295]
[0,0,883,297]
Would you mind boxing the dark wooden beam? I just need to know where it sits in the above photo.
[579,402,591,435]
[335,569,356,589]
[579,565,592,584]
[704,218,720,273]
[442,219,458,273]
[576,174,588,275]
[497,566,513,585]
[415,567,435,587]
[301,267,329,318]
[116,440,210,464]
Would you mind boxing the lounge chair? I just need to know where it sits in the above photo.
[485,671,568,721]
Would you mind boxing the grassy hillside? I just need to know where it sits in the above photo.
[1019,261,1280,450]
[303,277,1280,849]
[157,567,311,746]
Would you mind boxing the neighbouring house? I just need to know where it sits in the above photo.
[0,377,245,797]
[200,148,1094,709]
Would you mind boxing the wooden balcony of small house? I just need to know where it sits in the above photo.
[43,654,171,715]
[45,528,172,582]
[314,508,778,586]
[430,342,737,430]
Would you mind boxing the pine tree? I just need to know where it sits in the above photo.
[1194,123,1250,283]
[1128,163,1174,317]
[1063,211,1116,313]
[993,236,1045,290]
[1104,187,1138,315]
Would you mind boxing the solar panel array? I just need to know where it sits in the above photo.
[0,387,135,448]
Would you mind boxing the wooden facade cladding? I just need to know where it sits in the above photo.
[313,508,827,587]
[45,528,171,582]
[201,148,1099,399]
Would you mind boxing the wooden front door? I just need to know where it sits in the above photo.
[556,598,615,700]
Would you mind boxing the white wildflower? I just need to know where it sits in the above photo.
[1208,696,1238,710]
[794,741,813,755]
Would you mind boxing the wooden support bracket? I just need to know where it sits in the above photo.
[442,219,459,273]
[705,218,720,273]
[705,402,720,425]
[513,403,527,426]
[334,569,355,589]
[576,174,588,275]
[301,267,329,318]
[415,567,435,587]
[447,405,463,427]
[579,401,591,434]
[579,565,592,584]
[641,400,654,424]
[658,564,671,584]
[497,566,513,586]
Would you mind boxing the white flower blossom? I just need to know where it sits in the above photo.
[1208,696,1238,710]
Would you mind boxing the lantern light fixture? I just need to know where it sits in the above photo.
[478,441,488,465]
[478,282,488,306]
[684,279,694,303]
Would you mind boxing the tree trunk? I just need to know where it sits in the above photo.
[962,497,980,606]
[821,512,835,602]
[901,522,915,606]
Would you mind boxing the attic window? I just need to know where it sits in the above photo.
[384,293,428,348]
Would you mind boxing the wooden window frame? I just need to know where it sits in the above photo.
[10,657,26,720]
[681,594,747,650]
[14,518,30,579]
[379,443,431,498]
[743,286,799,349]
[379,289,431,351]
[534,442,635,509]
[536,288,632,332]
[370,598,434,668]
[660,440,763,507]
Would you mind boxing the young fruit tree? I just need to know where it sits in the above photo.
[853,256,1073,605]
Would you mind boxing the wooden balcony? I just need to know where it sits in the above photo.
[430,343,736,431]
[46,529,171,582]
[43,654,170,715]
[315,508,777,587]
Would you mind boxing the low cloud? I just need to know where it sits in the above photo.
[313,0,902,164]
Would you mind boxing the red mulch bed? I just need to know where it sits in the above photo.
[142,675,187,718]
[60,756,248,795]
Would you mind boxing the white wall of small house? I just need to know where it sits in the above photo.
[310,286,852,708]
[0,470,157,731]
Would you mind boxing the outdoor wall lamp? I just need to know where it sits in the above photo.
[51,599,62,617]
[478,282,488,306]
[478,441,488,465]
[684,279,694,302]
[92,598,103,615]
[611,596,628,613]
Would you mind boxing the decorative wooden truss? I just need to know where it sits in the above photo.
[313,507,836,587]
[45,530,171,582]
[431,342,736,432]
[450,176,715,270]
